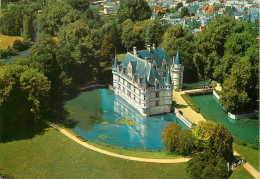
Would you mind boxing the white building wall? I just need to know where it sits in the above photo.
[113,70,173,116]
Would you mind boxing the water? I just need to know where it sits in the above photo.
[191,94,259,143]
[2,24,39,64]
[64,89,188,150]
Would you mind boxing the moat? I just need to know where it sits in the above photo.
[64,89,188,150]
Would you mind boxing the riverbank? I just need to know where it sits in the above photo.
[173,89,259,178]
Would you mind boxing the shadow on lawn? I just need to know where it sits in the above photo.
[0,108,48,144]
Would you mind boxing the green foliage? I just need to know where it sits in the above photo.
[12,39,30,51]
[0,5,35,39]
[0,46,17,59]
[181,94,200,113]
[117,119,138,126]
[161,24,198,82]
[0,63,51,114]
[185,152,229,178]
[180,7,189,17]
[162,122,182,152]
[65,0,90,12]
[220,58,253,114]
[57,20,100,86]
[162,122,195,155]
[117,0,151,23]
[38,2,80,36]
[192,120,233,162]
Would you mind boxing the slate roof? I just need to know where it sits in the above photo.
[174,51,180,65]
[118,48,172,86]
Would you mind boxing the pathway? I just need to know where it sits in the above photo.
[173,89,259,178]
[173,89,206,124]
[44,120,191,164]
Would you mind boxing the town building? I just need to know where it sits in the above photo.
[112,45,184,116]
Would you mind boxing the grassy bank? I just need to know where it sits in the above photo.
[229,167,254,179]
[0,34,23,49]
[0,128,189,178]
[234,142,259,171]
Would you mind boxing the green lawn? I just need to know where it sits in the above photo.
[229,166,253,179]
[0,125,255,178]
[0,128,189,178]
[234,143,259,171]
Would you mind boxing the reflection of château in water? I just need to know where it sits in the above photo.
[114,95,181,149]
[112,45,184,116]
[114,95,147,146]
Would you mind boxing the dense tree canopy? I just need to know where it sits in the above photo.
[38,2,80,35]
[192,120,233,162]
[186,152,229,178]
[0,5,35,39]
[117,0,151,23]
[0,63,50,114]
[161,25,198,83]
[162,122,195,155]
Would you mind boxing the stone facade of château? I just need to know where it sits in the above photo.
[112,45,184,116]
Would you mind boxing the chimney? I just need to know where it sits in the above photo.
[172,56,175,64]
[153,44,156,50]
[147,44,151,52]
[133,46,137,56]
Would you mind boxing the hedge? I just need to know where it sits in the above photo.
[181,94,200,113]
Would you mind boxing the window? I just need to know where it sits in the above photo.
[156,92,159,98]
[127,82,130,89]
[156,100,159,106]
[123,87,125,93]
[144,96,146,100]
[127,91,131,97]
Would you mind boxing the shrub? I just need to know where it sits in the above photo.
[181,94,200,113]
[162,122,181,152]
[186,151,229,179]
[162,122,195,155]
[0,46,17,58]
[12,39,30,51]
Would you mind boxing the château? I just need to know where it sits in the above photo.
[112,45,184,116]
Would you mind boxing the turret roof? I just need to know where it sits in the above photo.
[175,51,180,65]
[165,68,172,85]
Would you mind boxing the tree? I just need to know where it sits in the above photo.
[220,58,252,114]
[117,0,151,23]
[0,5,35,38]
[192,120,233,162]
[0,5,23,36]
[65,0,90,12]
[162,122,195,155]
[162,122,182,152]
[57,20,101,87]
[100,34,115,65]
[193,16,237,80]
[180,7,189,17]
[161,24,198,82]
[186,152,229,179]
[121,20,140,49]
[0,63,51,115]
[38,2,80,35]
